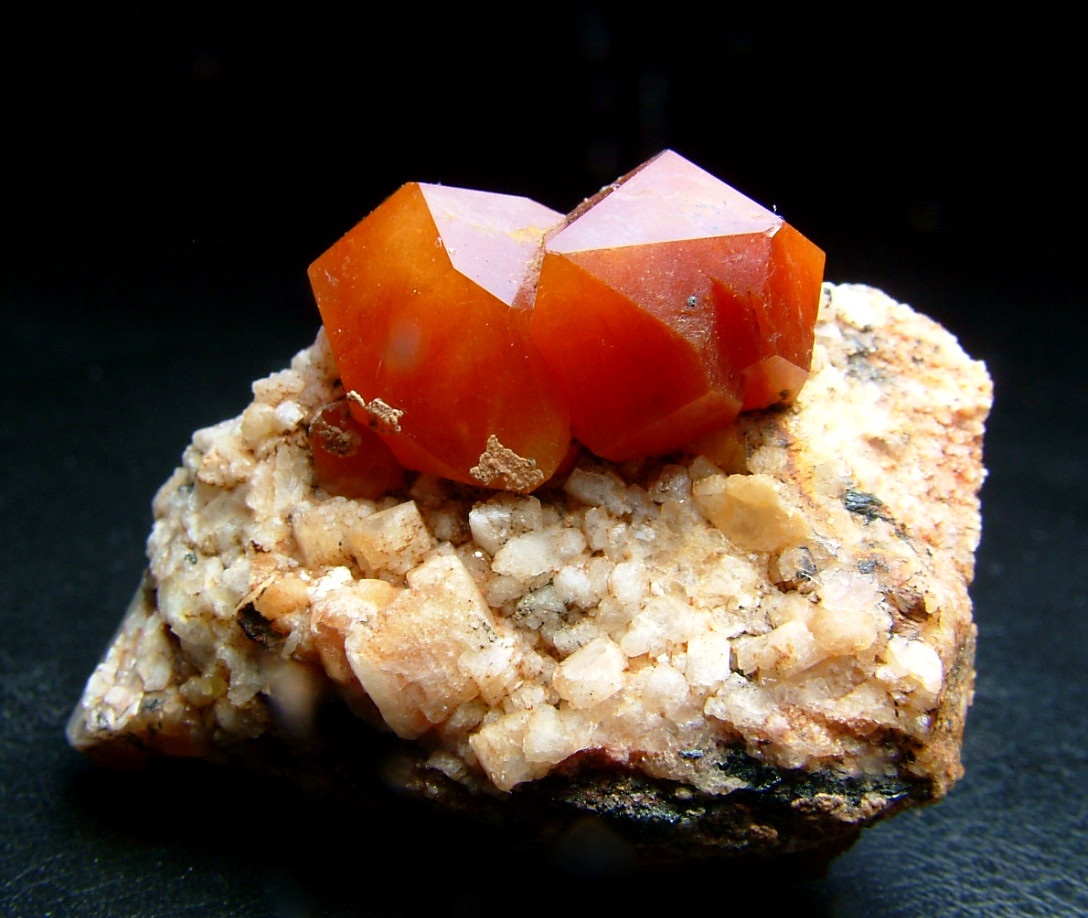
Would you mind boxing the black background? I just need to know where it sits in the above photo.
[3,6,1085,915]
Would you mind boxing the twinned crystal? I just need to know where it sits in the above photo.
[308,150,825,492]
[67,152,992,865]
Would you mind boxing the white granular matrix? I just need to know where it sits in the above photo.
[69,283,992,854]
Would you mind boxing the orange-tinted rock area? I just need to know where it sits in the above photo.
[308,150,825,493]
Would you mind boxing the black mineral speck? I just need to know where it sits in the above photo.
[237,603,284,650]
[844,488,887,521]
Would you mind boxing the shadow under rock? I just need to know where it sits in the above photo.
[65,753,839,916]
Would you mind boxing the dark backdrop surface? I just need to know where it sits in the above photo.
[3,7,1085,916]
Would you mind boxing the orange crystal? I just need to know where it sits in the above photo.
[308,183,571,492]
[531,150,825,461]
[308,151,825,491]
[308,399,407,500]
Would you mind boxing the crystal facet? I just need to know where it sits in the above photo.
[308,183,570,492]
[531,150,825,461]
[309,151,825,490]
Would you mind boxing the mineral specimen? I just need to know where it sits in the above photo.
[308,182,570,492]
[67,155,992,867]
[307,150,824,492]
[533,149,824,460]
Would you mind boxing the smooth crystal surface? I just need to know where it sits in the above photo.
[308,183,570,492]
[531,150,825,461]
[309,151,825,489]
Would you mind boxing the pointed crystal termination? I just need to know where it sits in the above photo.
[308,183,571,492]
[531,149,826,462]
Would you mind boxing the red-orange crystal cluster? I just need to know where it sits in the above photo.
[308,150,825,494]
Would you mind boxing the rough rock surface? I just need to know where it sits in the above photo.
[68,283,993,864]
